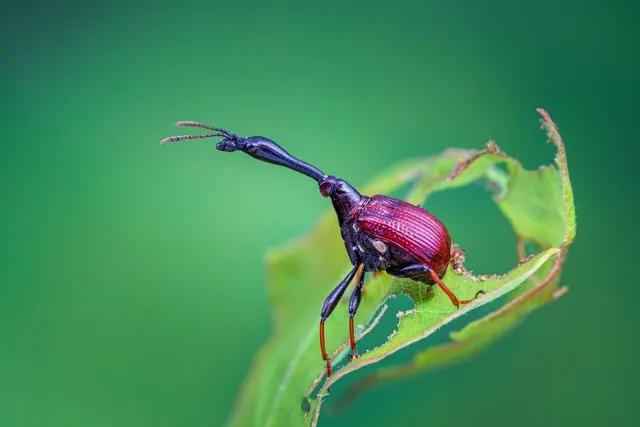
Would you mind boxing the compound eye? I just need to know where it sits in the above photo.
[319,181,333,197]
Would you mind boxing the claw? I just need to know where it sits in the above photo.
[459,289,486,305]
[325,359,332,377]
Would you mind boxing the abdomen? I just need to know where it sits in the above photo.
[356,195,451,276]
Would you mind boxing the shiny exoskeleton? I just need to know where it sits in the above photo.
[162,121,481,377]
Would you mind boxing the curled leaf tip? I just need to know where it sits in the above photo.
[552,286,569,299]
[484,140,502,153]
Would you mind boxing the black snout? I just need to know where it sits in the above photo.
[216,136,245,152]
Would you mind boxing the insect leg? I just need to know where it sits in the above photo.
[427,269,461,307]
[386,263,430,278]
[319,264,362,377]
[387,264,482,308]
[347,267,366,359]
[427,270,485,306]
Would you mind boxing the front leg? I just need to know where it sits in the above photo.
[387,264,482,308]
[319,264,363,377]
[347,269,366,359]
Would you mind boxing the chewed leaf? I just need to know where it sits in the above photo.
[306,248,559,424]
[225,110,575,427]
[322,109,576,412]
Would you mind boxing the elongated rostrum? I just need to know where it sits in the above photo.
[162,122,482,377]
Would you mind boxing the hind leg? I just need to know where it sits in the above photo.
[386,264,483,308]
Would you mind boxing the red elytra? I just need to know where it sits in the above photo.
[357,195,451,278]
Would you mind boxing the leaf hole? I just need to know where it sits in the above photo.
[426,185,517,274]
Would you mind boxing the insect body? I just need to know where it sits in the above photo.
[162,122,481,377]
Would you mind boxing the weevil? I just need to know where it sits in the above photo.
[162,121,482,377]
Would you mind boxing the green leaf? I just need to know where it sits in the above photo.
[225,110,575,427]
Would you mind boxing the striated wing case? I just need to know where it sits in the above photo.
[357,195,451,275]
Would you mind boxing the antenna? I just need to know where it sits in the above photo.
[160,121,233,144]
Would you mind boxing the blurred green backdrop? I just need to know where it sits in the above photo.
[2,0,638,426]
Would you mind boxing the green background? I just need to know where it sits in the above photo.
[2,1,638,426]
